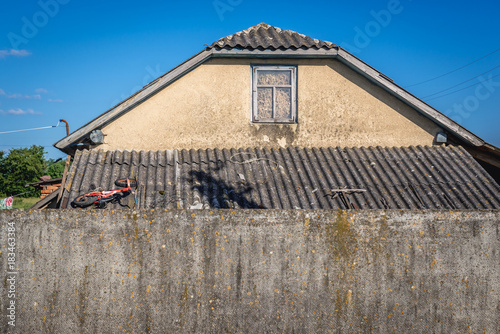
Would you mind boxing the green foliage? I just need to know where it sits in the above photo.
[0,151,5,196]
[0,145,55,198]
[45,158,66,179]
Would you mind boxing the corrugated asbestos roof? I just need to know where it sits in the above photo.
[62,146,500,210]
[209,22,337,50]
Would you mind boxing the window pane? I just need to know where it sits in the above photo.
[257,70,291,86]
[257,87,273,119]
[275,87,291,119]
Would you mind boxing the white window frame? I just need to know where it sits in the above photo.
[252,65,297,123]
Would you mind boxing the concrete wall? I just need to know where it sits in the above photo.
[101,58,441,151]
[1,209,499,333]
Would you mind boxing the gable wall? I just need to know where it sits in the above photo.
[100,58,441,150]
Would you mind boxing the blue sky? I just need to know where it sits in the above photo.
[0,0,499,159]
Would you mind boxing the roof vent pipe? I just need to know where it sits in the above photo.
[60,119,69,136]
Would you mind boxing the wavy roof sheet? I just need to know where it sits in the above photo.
[61,146,500,210]
[209,22,337,50]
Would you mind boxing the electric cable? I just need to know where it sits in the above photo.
[406,48,500,87]
[0,144,52,147]
[424,73,500,101]
[0,120,61,134]
[422,65,500,98]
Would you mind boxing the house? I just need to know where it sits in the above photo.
[13,24,500,332]
[53,23,500,208]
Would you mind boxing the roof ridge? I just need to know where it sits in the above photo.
[211,22,336,49]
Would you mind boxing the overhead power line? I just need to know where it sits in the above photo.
[0,144,53,147]
[9,190,37,198]
[0,120,61,135]
[422,65,500,98]
[425,73,500,101]
[406,48,500,87]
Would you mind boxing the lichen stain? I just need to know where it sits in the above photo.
[346,289,352,305]
[367,214,390,262]
[178,284,189,328]
[77,265,89,327]
[303,215,311,235]
[327,210,357,259]
[335,289,343,320]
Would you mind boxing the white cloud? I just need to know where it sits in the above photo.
[0,49,31,58]
[35,88,48,94]
[7,108,25,115]
[7,108,27,115]
[4,108,41,115]
[9,49,30,57]
[48,98,63,103]
[0,89,5,95]
[7,93,41,100]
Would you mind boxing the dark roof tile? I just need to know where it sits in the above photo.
[209,23,337,50]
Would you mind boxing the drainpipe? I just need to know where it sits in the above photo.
[57,119,71,206]
[60,119,69,136]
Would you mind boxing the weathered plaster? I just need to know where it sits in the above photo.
[100,58,441,151]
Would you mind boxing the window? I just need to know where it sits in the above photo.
[252,65,297,123]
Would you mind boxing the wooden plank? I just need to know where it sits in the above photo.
[57,155,72,204]
[465,146,500,169]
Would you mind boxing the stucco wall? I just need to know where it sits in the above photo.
[100,58,441,151]
[1,209,499,333]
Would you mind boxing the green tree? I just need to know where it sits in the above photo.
[0,151,5,196]
[45,158,66,179]
[0,145,45,197]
